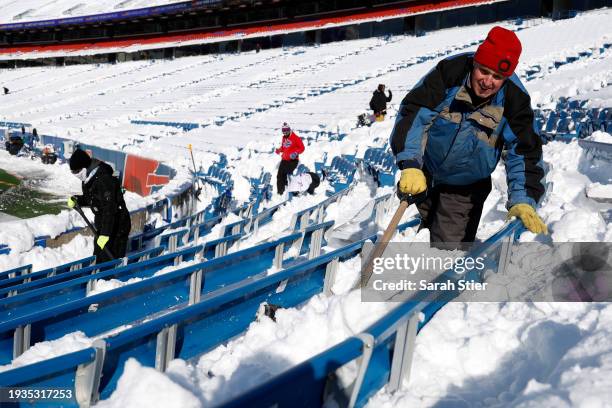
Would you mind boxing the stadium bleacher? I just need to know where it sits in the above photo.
[0,1,611,406]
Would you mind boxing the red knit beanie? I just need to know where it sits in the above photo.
[474,26,522,77]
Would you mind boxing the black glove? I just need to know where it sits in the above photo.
[395,182,428,204]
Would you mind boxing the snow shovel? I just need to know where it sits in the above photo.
[325,160,381,247]
[356,190,425,290]
[72,200,115,260]
[325,198,379,247]
[187,144,202,201]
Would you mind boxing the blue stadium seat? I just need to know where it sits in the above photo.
[545,112,558,133]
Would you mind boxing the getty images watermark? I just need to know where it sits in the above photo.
[370,252,487,292]
[361,242,612,302]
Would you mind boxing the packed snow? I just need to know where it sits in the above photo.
[586,130,612,143]
[0,331,94,373]
[86,259,200,297]
[0,6,611,408]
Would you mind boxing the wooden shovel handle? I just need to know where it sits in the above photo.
[359,200,410,288]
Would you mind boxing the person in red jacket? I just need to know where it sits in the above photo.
[275,123,305,195]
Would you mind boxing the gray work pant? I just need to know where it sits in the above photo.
[416,176,492,250]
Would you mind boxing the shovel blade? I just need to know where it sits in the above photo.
[325,219,381,248]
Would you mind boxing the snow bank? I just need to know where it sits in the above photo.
[587,182,612,200]
[87,259,200,297]
[367,302,612,407]
[0,331,93,373]
[95,359,201,408]
[585,130,612,144]
[0,233,92,273]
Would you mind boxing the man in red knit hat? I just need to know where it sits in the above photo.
[275,122,305,195]
[390,26,547,248]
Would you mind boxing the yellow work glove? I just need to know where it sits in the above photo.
[96,235,110,249]
[398,168,427,195]
[67,196,77,209]
[507,204,548,234]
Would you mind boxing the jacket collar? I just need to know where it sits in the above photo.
[456,77,505,130]
[84,159,101,184]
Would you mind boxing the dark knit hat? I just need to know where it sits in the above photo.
[69,148,92,172]
[474,26,522,77]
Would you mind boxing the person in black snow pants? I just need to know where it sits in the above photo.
[67,149,131,264]
[369,84,392,122]
[275,123,305,195]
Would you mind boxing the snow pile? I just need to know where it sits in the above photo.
[87,259,200,297]
[538,140,611,242]
[587,182,612,200]
[87,276,145,297]
[367,302,612,407]
[96,359,201,408]
[586,130,612,144]
[0,331,93,373]
[0,233,92,273]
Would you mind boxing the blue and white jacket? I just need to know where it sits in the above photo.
[390,53,545,207]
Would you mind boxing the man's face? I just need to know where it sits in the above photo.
[470,63,506,99]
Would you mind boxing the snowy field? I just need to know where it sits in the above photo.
[0,7,611,407]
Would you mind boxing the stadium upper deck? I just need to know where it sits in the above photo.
[0,0,605,64]
[0,0,183,25]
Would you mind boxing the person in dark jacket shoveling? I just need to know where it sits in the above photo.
[67,148,131,263]
[370,84,392,122]
[391,26,547,249]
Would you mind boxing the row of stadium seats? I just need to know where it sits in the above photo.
[130,120,200,131]
[522,42,612,82]
[220,222,523,408]
[0,216,414,403]
[0,216,529,407]
[534,104,611,140]
[322,156,357,192]
[363,147,396,187]
[128,37,492,147]
[0,223,331,362]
